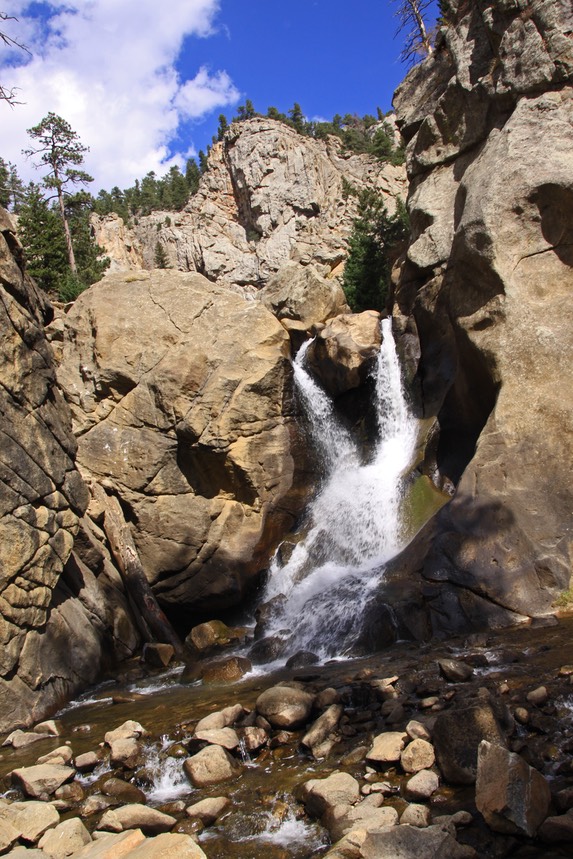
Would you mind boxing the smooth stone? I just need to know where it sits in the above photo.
[38,818,92,857]
[405,769,440,800]
[256,685,314,729]
[401,739,436,774]
[185,796,231,826]
[184,745,240,788]
[400,803,432,827]
[366,732,408,765]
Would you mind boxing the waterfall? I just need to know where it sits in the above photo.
[261,317,418,659]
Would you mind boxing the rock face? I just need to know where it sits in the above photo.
[58,269,309,609]
[393,0,573,628]
[0,209,139,733]
[92,118,407,289]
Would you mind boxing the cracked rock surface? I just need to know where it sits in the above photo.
[58,269,310,610]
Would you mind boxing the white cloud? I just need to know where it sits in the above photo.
[0,0,240,190]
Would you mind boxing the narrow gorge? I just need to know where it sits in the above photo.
[0,0,572,857]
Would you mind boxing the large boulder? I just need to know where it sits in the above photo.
[58,269,310,610]
[255,684,314,728]
[259,261,349,333]
[305,311,382,397]
[432,703,506,785]
[393,0,573,628]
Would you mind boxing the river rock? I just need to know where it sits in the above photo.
[117,832,207,858]
[325,801,398,842]
[361,824,475,858]
[100,778,146,805]
[0,799,60,843]
[200,656,252,683]
[185,621,244,655]
[3,731,52,750]
[38,817,92,857]
[539,809,573,843]
[11,765,75,799]
[306,310,382,397]
[109,738,143,769]
[401,738,435,774]
[256,685,314,728]
[400,803,432,828]
[80,796,114,818]
[99,805,176,836]
[432,704,506,784]
[104,721,145,745]
[75,752,102,773]
[71,829,146,858]
[302,704,344,758]
[185,797,231,826]
[58,269,310,614]
[36,746,74,767]
[194,728,240,750]
[241,727,268,752]
[438,659,473,683]
[406,720,431,741]
[33,720,61,736]
[475,740,551,837]
[405,769,439,800]
[301,772,360,817]
[141,643,174,668]
[366,731,408,766]
[184,745,240,788]
[526,686,549,706]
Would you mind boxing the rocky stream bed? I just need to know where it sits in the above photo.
[2,615,573,858]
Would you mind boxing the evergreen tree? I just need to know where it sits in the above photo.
[23,112,94,274]
[18,183,68,294]
[217,114,229,141]
[198,149,209,174]
[342,191,409,313]
[288,102,305,133]
[185,158,201,195]
[0,158,24,211]
[154,241,169,269]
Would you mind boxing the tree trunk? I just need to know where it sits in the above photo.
[56,182,77,274]
[92,484,185,657]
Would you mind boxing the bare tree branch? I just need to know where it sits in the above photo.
[1,13,31,106]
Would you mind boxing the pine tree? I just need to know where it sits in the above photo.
[23,113,94,274]
[185,159,201,194]
[154,241,169,269]
[18,183,68,294]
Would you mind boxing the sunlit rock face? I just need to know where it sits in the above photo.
[393,0,573,628]
[0,209,137,732]
[58,269,311,611]
[92,117,407,288]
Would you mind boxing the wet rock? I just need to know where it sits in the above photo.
[325,801,399,841]
[141,643,175,668]
[253,595,287,640]
[100,804,176,836]
[104,721,145,745]
[438,659,473,683]
[200,656,252,683]
[256,685,314,729]
[194,728,240,750]
[185,621,244,656]
[285,650,319,669]
[36,746,74,767]
[75,751,102,773]
[184,745,240,788]
[539,809,573,843]
[405,769,439,800]
[306,311,381,397]
[38,817,92,857]
[11,765,75,799]
[361,824,476,858]
[80,796,114,818]
[400,803,431,827]
[555,787,573,813]
[366,731,408,766]
[54,781,86,806]
[315,688,341,709]
[117,831,207,858]
[185,797,231,826]
[0,799,60,843]
[249,635,288,664]
[241,727,268,752]
[3,731,52,750]
[401,739,435,774]
[301,771,360,817]
[432,704,506,784]
[406,720,431,741]
[475,740,551,837]
[302,704,344,758]
[109,738,143,770]
[100,778,146,805]
[514,707,529,725]
[33,720,61,736]
[526,686,549,707]
[69,829,146,857]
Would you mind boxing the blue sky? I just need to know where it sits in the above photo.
[1,1,439,191]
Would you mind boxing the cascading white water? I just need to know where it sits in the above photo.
[261,317,418,659]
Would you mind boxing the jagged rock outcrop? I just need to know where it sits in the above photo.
[92,117,407,289]
[0,209,139,732]
[393,0,573,628]
[57,269,310,610]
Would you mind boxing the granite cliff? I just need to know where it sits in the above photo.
[393,0,573,630]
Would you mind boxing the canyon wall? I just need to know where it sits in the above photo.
[0,210,139,732]
[393,0,573,631]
